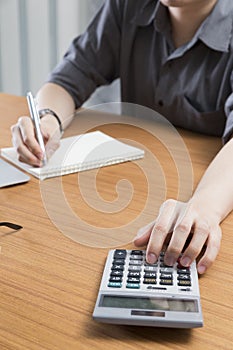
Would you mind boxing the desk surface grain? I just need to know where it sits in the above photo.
[0,93,232,350]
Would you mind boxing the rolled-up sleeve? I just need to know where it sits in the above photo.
[223,71,233,143]
[47,0,123,108]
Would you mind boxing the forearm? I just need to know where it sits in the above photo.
[36,82,76,132]
[191,137,233,222]
[134,138,232,273]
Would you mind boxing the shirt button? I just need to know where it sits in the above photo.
[158,100,164,107]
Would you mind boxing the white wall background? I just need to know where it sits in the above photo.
[0,0,119,105]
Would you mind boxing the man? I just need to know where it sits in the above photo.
[11,0,233,274]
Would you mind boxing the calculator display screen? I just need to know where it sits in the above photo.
[101,296,198,312]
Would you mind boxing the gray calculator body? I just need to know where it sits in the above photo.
[93,250,203,328]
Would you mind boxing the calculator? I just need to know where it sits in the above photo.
[93,249,203,328]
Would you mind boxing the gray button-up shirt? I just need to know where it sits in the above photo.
[48,0,233,143]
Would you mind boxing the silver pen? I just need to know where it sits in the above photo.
[26,91,47,166]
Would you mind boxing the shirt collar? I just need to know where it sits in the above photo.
[197,0,233,53]
[130,0,160,27]
[131,0,233,53]
[131,1,172,43]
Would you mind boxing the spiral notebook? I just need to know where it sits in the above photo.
[1,131,144,180]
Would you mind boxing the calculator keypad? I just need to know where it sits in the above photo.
[108,249,192,290]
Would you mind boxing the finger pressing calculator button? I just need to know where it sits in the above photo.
[113,250,127,259]
[176,257,189,270]
[160,262,172,268]
[144,262,158,267]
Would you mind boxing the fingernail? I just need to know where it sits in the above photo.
[147,253,157,264]
[36,152,43,160]
[181,256,191,267]
[198,265,206,274]
[165,256,176,266]
[32,157,42,167]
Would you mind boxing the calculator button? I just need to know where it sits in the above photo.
[130,255,143,260]
[127,277,141,283]
[128,272,141,278]
[178,280,192,287]
[160,279,173,285]
[128,266,142,272]
[110,270,123,277]
[111,264,124,271]
[177,274,191,281]
[113,250,127,259]
[160,262,171,268]
[177,268,191,274]
[160,267,173,273]
[108,282,122,288]
[176,264,189,270]
[113,259,125,265]
[126,283,140,289]
[109,276,122,282]
[131,250,143,255]
[129,260,143,266]
[144,272,157,278]
[176,257,188,270]
[143,278,157,284]
[144,266,157,272]
[144,262,158,267]
[160,273,173,280]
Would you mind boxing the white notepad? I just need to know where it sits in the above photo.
[1,131,144,180]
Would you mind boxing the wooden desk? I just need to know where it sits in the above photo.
[0,93,232,350]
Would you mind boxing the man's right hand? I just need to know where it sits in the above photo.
[11,115,60,167]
